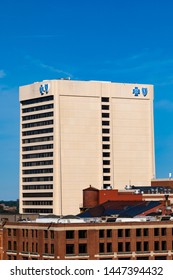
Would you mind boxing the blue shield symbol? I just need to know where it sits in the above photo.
[45,84,49,94]
[142,88,148,96]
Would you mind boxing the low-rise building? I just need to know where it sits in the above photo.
[3,219,173,260]
[0,224,3,260]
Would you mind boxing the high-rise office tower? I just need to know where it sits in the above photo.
[19,80,155,215]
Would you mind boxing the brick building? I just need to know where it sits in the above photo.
[3,220,173,260]
[0,225,3,260]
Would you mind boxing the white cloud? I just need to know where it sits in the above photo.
[0,70,6,78]
[25,55,73,78]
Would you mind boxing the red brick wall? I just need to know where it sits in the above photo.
[0,229,3,260]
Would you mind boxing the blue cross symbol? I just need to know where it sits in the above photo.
[132,87,140,96]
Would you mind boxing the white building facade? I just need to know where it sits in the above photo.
[19,80,155,215]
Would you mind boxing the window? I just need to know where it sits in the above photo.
[8,241,12,250]
[22,119,53,128]
[102,136,110,142]
[51,244,54,254]
[23,185,53,190]
[23,192,53,197]
[44,243,48,254]
[23,152,53,159]
[23,168,53,174]
[102,128,110,134]
[50,231,54,239]
[23,177,53,182]
[125,242,131,252]
[99,230,104,238]
[22,112,53,121]
[22,136,53,144]
[103,168,110,173]
[136,242,141,251]
[102,145,110,150]
[79,244,87,254]
[26,242,28,251]
[154,241,159,251]
[13,229,16,236]
[99,243,104,253]
[107,229,112,238]
[144,228,149,236]
[22,242,25,251]
[103,184,110,188]
[154,228,159,236]
[118,242,123,252]
[107,243,112,253]
[13,241,17,251]
[136,228,141,237]
[102,105,109,110]
[103,152,110,157]
[8,229,11,237]
[44,230,48,239]
[23,160,53,166]
[66,244,74,255]
[103,160,110,165]
[162,241,167,250]
[101,97,109,102]
[144,241,149,251]
[102,121,110,126]
[21,95,53,105]
[103,176,110,181]
[118,229,123,237]
[78,230,87,239]
[22,105,53,114]
[125,229,130,237]
[66,231,74,239]
[161,228,166,236]
[23,208,53,214]
[102,113,109,118]
[22,128,53,136]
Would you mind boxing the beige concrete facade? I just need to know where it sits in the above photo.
[19,80,155,215]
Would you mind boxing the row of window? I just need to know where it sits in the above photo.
[22,112,53,121]
[22,104,54,114]
[22,120,53,128]
[23,209,53,213]
[23,185,53,190]
[23,176,53,182]
[101,97,111,186]
[22,144,53,151]
[23,168,53,174]
[8,228,173,241]
[23,201,53,205]
[22,128,53,136]
[23,192,53,197]
[65,228,171,239]
[22,152,53,159]
[22,136,53,144]
[21,95,54,106]
[23,160,53,167]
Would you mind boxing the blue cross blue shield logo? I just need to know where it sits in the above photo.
[142,88,148,97]
[132,87,140,96]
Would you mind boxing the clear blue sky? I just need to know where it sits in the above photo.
[1,0,173,200]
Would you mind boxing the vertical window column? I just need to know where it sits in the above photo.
[101,97,111,188]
